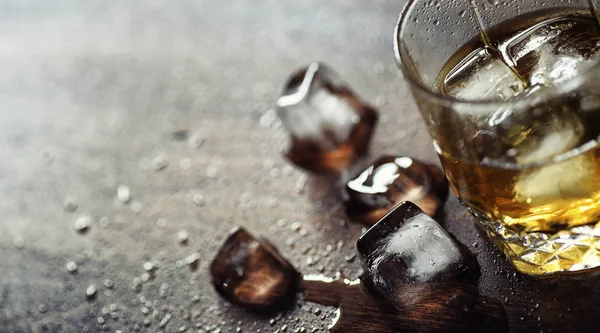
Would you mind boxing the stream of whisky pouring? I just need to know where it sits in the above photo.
[589,0,600,32]
[466,0,530,86]
[466,0,600,89]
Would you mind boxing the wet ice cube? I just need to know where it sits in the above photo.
[473,100,585,164]
[515,153,596,208]
[344,156,448,226]
[210,227,300,311]
[443,48,526,102]
[503,15,600,86]
[357,202,479,310]
[514,126,583,165]
[276,63,378,174]
[529,44,599,87]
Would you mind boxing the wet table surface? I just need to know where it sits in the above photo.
[1,0,599,332]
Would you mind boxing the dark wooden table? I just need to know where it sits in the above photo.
[1,0,599,332]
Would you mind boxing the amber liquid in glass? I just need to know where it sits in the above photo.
[434,9,600,274]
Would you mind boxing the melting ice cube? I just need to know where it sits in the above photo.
[344,156,448,226]
[443,48,527,102]
[502,15,600,87]
[277,63,378,174]
[210,227,300,311]
[357,202,479,309]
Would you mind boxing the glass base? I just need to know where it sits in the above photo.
[476,214,600,276]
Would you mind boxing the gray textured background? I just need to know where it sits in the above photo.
[1,1,599,332]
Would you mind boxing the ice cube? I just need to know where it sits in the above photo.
[514,127,582,165]
[277,63,378,174]
[514,152,596,206]
[357,202,479,310]
[443,48,526,102]
[210,227,300,311]
[503,15,600,87]
[530,45,598,87]
[344,156,448,226]
[473,98,586,164]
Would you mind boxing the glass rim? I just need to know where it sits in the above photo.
[393,0,600,107]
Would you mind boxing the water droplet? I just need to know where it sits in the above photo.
[143,262,154,271]
[178,230,189,244]
[156,218,167,228]
[132,278,142,292]
[151,155,169,171]
[263,160,275,170]
[66,261,78,273]
[301,245,312,254]
[159,313,172,328]
[188,133,207,149]
[103,279,114,289]
[269,168,280,178]
[286,238,295,249]
[38,304,47,313]
[63,198,78,212]
[374,95,387,107]
[140,272,151,282]
[130,201,142,213]
[191,192,205,206]
[239,192,252,204]
[291,222,302,232]
[295,175,307,193]
[86,285,97,299]
[185,253,201,271]
[282,165,294,176]
[73,216,94,233]
[117,185,131,204]
[260,109,278,128]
